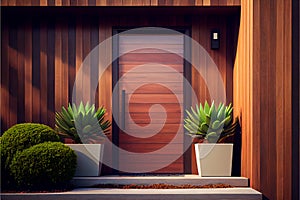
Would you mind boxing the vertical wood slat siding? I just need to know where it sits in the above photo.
[1,22,9,130]
[234,0,292,199]
[1,0,241,6]
[0,13,235,175]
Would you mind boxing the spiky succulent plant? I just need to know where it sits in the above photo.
[55,102,111,144]
[184,101,239,143]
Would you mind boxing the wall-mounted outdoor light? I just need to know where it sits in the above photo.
[211,29,220,50]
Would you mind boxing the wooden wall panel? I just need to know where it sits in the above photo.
[234,0,292,199]
[1,0,241,6]
[1,11,236,176]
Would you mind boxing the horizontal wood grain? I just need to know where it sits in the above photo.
[120,64,184,73]
[119,132,183,143]
[127,112,182,124]
[118,162,184,173]
[124,124,183,133]
[119,53,183,64]
[128,94,183,104]
[119,73,183,82]
[119,46,184,54]
[119,34,183,45]
[119,143,183,153]
[128,103,182,113]
[120,83,183,94]
[119,155,183,163]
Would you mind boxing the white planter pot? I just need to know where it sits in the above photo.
[67,144,104,177]
[195,143,233,177]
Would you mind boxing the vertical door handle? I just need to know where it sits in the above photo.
[121,90,126,130]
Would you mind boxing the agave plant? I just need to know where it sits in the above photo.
[184,101,239,143]
[55,102,111,144]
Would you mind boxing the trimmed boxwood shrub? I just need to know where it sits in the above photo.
[1,123,60,188]
[10,142,77,190]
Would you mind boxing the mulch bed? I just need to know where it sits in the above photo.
[3,183,233,193]
[94,183,233,189]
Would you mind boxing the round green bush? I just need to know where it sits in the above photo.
[1,123,60,169]
[10,142,77,190]
[1,123,60,188]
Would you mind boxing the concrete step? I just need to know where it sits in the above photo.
[2,188,262,200]
[72,175,249,187]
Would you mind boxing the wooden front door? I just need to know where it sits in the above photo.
[114,30,187,174]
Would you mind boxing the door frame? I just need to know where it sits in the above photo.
[112,27,192,174]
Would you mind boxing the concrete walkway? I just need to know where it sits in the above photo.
[2,188,262,200]
[2,176,262,200]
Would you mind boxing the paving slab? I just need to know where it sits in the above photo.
[72,175,249,187]
[2,187,262,200]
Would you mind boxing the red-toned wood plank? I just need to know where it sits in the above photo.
[194,0,203,5]
[106,0,122,6]
[75,18,83,103]
[68,21,76,104]
[95,0,106,6]
[119,73,183,82]
[40,0,47,6]
[218,0,228,6]
[24,21,33,123]
[128,94,183,104]
[40,22,48,124]
[16,0,31,6]
[128,103,182,113]
[55,0,62,6]
[82,21,91,102]
[128,112,182,124]
[70,0,78,6]
[226,0,234,6]
[8,26,18,126]
[47,0,55,6]
[62,0,71,6]
[202,0,210,6]
[8,0,16,6]
[125,124,183,134]
[120,64,183,73]
[119,53,183,64]
[1,0,8,6]
[119,161,184,173]
[1,23,9,132]
[32,21,41,123]
[119,132,183,144]
[31,0,40,6]
[210,0,219,6]
[233,0,240,6]
[17,23,25,123]
[77,0,87,5]
[55,22,62,112]
[119,143,183,153]
[61,22,69,107]
[47,21,55,127]
[119,155,183,163]
[88,0,96,5]
[121,83,183,94]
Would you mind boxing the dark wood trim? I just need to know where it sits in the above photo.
[32,20,41,123]
[292,0,299,198]
[183,28,192,174]
[112,29,120,175]
[47,20,55,127]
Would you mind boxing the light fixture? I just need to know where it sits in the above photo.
[211,29,220,50]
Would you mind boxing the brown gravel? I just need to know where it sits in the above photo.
[94,183,233,189]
